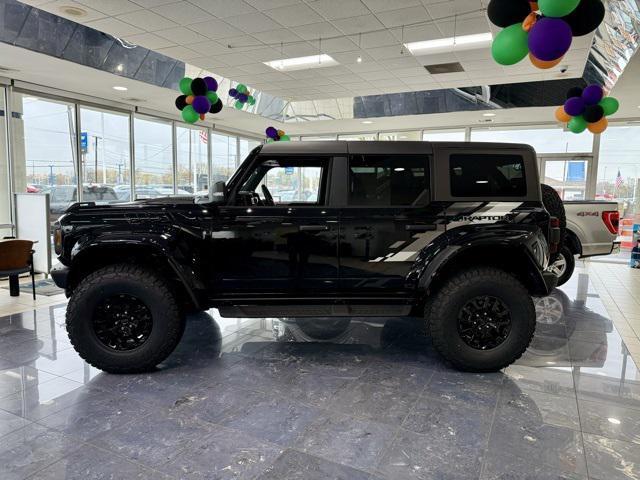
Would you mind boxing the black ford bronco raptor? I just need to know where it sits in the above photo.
[52,141,559,373]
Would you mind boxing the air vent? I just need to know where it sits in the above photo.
[124,98,144,103]
[424,62,465,74]
[0,65,18,73]
[478,118,494,123]
[58,5,88,17]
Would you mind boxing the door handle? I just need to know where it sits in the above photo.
[406,224,437,232]
[300,225,328,232]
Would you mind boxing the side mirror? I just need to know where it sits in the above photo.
[212,181,227,202]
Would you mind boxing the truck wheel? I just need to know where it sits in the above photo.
[427,268,535,372]
[549,245,575,287]
[66,264,185,374]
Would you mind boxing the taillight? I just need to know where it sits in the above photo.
[549,217,560,253]
[602,211,619,235]
[54,228,62,255]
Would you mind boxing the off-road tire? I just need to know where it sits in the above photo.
[427,267,536,372]
[541,183,566,260]
[553,245,575,287]
[66,264,185,374]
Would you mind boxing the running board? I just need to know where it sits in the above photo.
[217,304,412,318]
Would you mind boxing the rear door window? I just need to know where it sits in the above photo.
[450,154,526,197]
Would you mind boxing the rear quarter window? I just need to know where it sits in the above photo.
[450,154,526,197]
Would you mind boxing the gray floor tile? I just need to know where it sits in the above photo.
[377,428,484,480]
[295,411,396,472]
[0,408,31,438]
[256,449,380,480]
[504,365,575,398]
[583,433,640,480]
[481,457,587,479]
[0,365,58,399]
[578,399,640,445]
[422,369,504,409]
[160,426,283,479]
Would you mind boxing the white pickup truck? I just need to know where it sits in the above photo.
[549,200,620,285]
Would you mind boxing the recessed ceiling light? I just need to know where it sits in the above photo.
[608,417,621,425]
[116,64,124,72]
[483,112,496,117]
[362,120,373,124]
[59,5,87,17]
[405,33,492,55]
[112,86,128,91]
[356,56,362,63]
[264,54,338,72]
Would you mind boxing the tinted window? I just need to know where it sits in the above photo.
[450,154,526,197]
[349,155,429,206]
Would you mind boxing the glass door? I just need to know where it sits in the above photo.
[539,154,592,201]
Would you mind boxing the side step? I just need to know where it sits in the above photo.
[217,304,412,318]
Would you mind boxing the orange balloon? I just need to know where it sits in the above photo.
[555,106,572,123]
[588,117,608,134]
[523,12,537,32]
[529,52,563,69]
[530,1,539,11]
[186,95,194,105]
[199,113,206,121]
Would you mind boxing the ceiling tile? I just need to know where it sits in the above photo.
[252,28,304,44]
[153,2,214,25]
[244,0,301,9]
[358,30,398,48]
[210,52,256,66]
[154,26,209,44]
[187,0,256,18]
[375,5,430,28]
[291,22,343,41]
[130,0,175,6]
[78,0,141,15]
[331,14,385,35]
[117,9,177,30]
[367,45,406,60]
[187,19,243,40]
[414,51,457,65]
[264,4,324,27]
[224,12,284,33]
[361,0,422,12]
[436,16,491,37]
[346,61,387,73]
[125,32,176,49]
[188,40,231,55]
[318,36,358,54]
[155,45,201,60]
[425,0,483,19]
[41,1,107,22]
[237,62,275,74]
[87,17,143,36]
[390,24,441,43]
[307,0,370,20]
[330,50,374,64]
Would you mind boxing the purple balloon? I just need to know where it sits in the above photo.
[582,84,603,105]
[266,127,278,139]
[564,96,585,116]
[192,96,211,115]
[238,93,248,103]
[229,88,238,98]
[528,18,572,62]
[204,76,218,92]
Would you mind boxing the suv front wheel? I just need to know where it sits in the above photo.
[66,264,185,373]
[427,267,535,372]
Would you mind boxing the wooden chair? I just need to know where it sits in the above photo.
[0,239,36,300]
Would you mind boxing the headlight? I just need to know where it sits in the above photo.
[54,228,62,255]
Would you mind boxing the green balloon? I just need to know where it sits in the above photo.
[568,115,587,133]
[248,96,256,106]
[266,138,274,143]
[279,135,290,141]
[179,77,193,95]
[599,97,619,116]
[491,24,529,66]
[236,84,247,94]
[181,105,199,123]
[539,0,580,17]
[206,91,219,104]
[234,100,244,110]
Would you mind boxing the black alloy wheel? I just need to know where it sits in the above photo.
[93,294,153,351]
[457,295,512,350]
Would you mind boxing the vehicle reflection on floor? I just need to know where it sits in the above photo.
[1,270,640,479]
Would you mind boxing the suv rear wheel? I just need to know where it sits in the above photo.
[549,245,575,287]
[427,267,535,372]
[66,264,185,373]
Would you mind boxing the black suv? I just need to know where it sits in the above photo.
[52,141,558,373]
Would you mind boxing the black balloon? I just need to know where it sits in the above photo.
[561,0,605,36]
[566,87,583,99]
[209,99,223,114]
[175,95,187,110]
[583,104,604,123]
[487,0,531,28]
[191,78,208,96]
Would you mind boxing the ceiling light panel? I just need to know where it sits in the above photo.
[405,33,493,55]
[264,54,339,71]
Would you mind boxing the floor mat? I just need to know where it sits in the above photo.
[1,278,64,296]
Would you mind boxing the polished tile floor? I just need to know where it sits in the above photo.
[1,269,640,479]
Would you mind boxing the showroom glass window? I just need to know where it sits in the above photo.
[450,154,526,197]
[80,106,130,203]
[338,133,377,141]
[239,137,261,162]
[176,125,208,196]
[470,127,592,154]
[134,116,173,198]
[380,131,422,141]
[12,93,77,217]
[348,155,429,206]
[212,133,237,184]
[423,129,465,142]
[0,86,10,234]
[300,135,337,141]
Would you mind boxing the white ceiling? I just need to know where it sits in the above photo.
[20,0,593,101]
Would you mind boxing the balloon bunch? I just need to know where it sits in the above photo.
[555,84,619,134]
[229,84,256,110]
[175,76,223,124]
[265,127,290,143]
[489,0,605,69]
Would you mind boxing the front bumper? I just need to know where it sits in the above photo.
[542,271,558,293]
[50,264,69,289]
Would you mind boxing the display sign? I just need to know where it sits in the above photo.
[285,166,294,175]
[80,132,88,153]
[566,161,586,182]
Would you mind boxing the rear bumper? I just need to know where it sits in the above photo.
[50,264,69,289]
